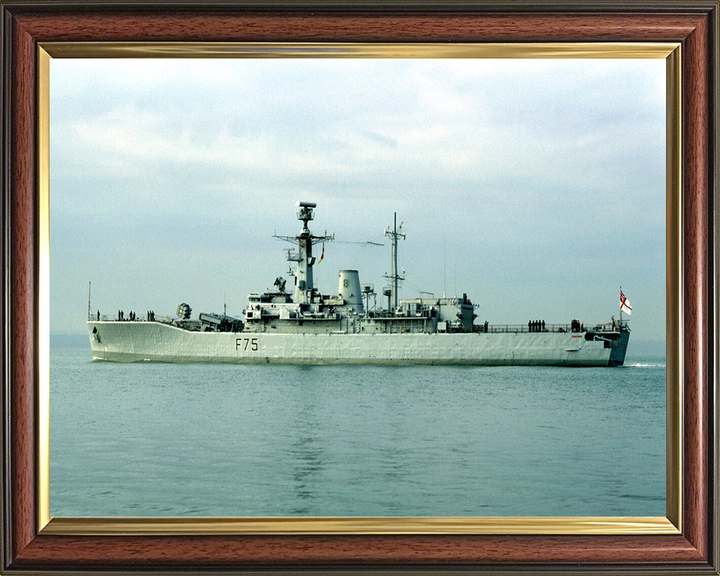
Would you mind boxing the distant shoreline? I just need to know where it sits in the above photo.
[50,334,90,350]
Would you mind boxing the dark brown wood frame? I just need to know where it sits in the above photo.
[1,1,717,573]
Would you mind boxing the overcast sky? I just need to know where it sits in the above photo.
[49,57,666,345]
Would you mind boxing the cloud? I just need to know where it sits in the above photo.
[49,57,666,342]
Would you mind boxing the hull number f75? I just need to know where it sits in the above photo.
[236,337,259,351]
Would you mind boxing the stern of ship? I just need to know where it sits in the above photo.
[608,325,631,366]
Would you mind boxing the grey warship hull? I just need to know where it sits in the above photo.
[87,320,630,367]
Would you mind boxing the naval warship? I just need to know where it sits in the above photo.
[87,201,630,366]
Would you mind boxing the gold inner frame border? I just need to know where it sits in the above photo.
[36,41,682,537]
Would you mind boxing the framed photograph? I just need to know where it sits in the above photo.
[2,1,717,574]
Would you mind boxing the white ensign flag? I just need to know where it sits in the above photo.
[620,289,632,315]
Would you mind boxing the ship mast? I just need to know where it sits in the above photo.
[273,202,333,304]
[384,213,405,310]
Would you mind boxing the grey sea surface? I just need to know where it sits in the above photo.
[50,348,666,517]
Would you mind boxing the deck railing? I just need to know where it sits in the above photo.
[90,312,171,324]
[485,323,582,334]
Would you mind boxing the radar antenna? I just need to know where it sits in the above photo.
[272,202,334,304]
[334,240,384,247]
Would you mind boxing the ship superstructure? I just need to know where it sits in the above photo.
[87,202,630,366]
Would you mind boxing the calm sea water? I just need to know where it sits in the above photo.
[50,349,666,517]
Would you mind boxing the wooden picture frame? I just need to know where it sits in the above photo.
[2,1,717,573]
